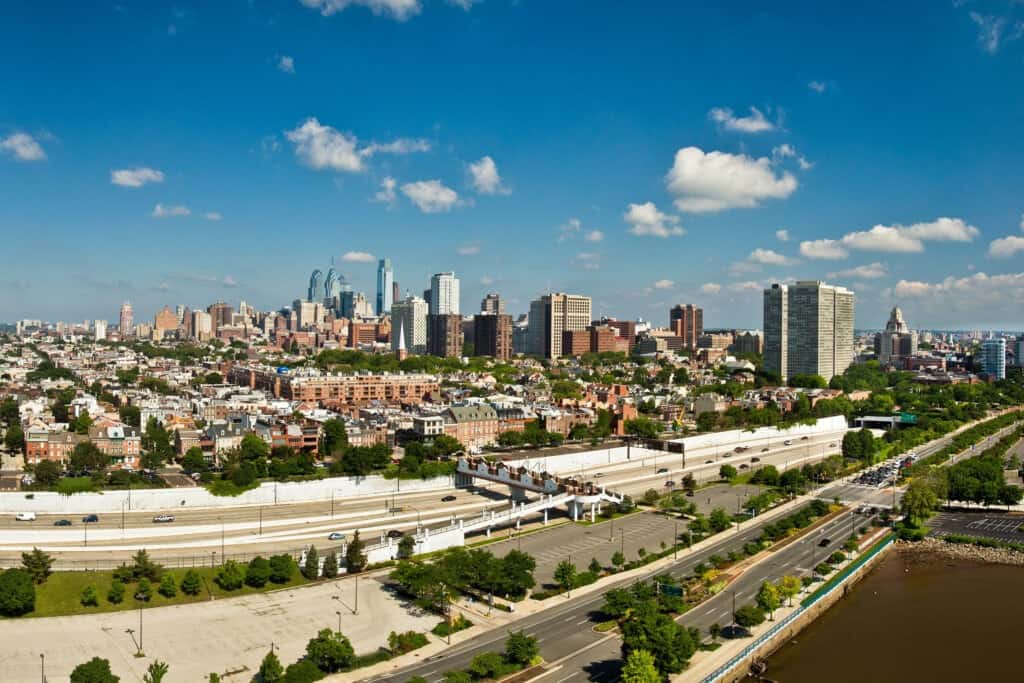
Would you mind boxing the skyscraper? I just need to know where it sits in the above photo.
[528,293,592,358]
[474,313,513,359]
[429,272,460,315]
[481,293,504,315]
[875,306,917,367]
[118,302,133,337]
[763,281,854,382]
[980,339,1006,379]
[377,258,394,315]
[208,302,234,331]
[308,269,323,303]
[428,313,463,357]
[669,304,703,350]
[391,295,428,354]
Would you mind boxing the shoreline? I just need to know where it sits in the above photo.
[896,536,1024,567]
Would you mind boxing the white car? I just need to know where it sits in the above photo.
[152,514,175,523]
[15,512,36,522]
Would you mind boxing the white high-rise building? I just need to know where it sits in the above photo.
[528,292,592,358]
[430,272,460,316]
[192,310,213,341]
[391,296,428,354]
[93,320,107,341]
[763,280,855,382]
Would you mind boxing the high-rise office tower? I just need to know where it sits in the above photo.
[429,272,460,315]
[980,339,1006,379]
[376,258,394,314]
[481,293,504,315]
[669,304,703,350]
[308,269,323,303]
[528,293,592,358]
[208,302,234,331]
[118,302,133,337]
[763,281,855,382]
[428,313,463,357]
[474,313,513,359]
[391,296,428,354]
[392,281,401,310]
[875,306,918,368]
[93,320,107,341]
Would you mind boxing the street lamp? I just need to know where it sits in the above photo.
[335,610,342,634]
[220,517,225,562]
[39,653,45,683]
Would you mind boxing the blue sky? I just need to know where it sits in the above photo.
[2,0,1023,330]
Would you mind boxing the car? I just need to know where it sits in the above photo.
[739,464,749,470]
[829,442,836,447]
[664,480,675,487]
[152,514,175,523]
[686,490,695,497]
[761,447,769,452]
[751,457,761,463]
[82,514,99,524]
[328,532,346,541]
[441,495,457,502]
[386,529,404,539]
[783,440,793,446]
[53,519,72,526]
[657,468,668,474]
[705,460,713,464]
[594,472,604,478]
[818,537,831,547]
[801,436,809,441]
[15,512,36,522]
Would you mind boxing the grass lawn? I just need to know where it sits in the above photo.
[26,566,310,618]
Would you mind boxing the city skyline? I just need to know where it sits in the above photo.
[3,1,1024,328]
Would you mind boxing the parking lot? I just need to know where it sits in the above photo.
[929,511,1024,543]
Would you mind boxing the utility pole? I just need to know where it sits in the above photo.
[331,491,335,519]
[259,506,263,537]
[220,518,225,562]
[354,575,359,615]
[674,522,678,560]
[39,653,44,683]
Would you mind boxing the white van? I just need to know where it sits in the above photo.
[15,512,37,522]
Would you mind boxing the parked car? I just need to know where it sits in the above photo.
[761,447,770,452]
[801,436,809,441]
[152,514,175,523]
[328,532,346,541]
[53,519,72,526]
[15,512,36,522]
[739,464,749,470]
[386,529,404,539]
[751,457,761,463]
[82,514,99,524]
[705,460,714,464]
[441,495,457,502]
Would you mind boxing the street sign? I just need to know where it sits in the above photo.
[899,413,917,424]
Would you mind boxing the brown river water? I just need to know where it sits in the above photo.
[764,549,1024,682]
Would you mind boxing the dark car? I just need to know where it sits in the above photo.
[761,447,769,452]
[818,537,831,547]
[657,468,668,474]
[686,490,695,497]
[664,480,675,488]
[739,464,749,470]
[441,495,457,502]
[53,519,72,527]
[751,457,761,463]
[82,514,99,524]
[386,529,404,539]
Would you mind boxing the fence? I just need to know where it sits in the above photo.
[700,533,894,683]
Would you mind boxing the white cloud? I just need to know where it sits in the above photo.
[775,229,790,242]
[342,251,375,263]
[827,262,888,279]
[456,245,480,256]
[152,203,190,218]
[899,217,980,242]
[447,0,478,8]
[1020,212,1024,232]
[467,155,508,195]
[841,217,979,253]
[700,282,722,295]
[728,261,762,277]
[652,279,675,290]
[797,157,814,170]
[800,239,849,260]
[989,235,1024,259]
[584,230,604,242]
[0,132,46,161]
[277,55,295,74]
[624,201,685,238]
[558,217,582,242]
[970,12,1006,53]
[401,179,460,213]
[204,212,223,221]
[771,144,796,161]
[729,280,764,292]
[808,81,827,93]
[286,118,363,172]
[894,272,1024,322]
[575,252,601,270]
[373,176,397,205]
[747,248,798,266]
[360,138,431,157]
[480,275,495,286]
[222,276,238,288]
[110,167,164,187]
[708,106,776,133]
[299,0,422,21]
[665,147,798,213]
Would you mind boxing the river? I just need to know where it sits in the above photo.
[764,549,1024,682]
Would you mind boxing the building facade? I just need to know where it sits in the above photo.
[429,272,460,315]
[391,296,428,354]
[875,306,918,367]
[669,304,703,350]
[763,280,855,382]
[473,313,512,360]
[979,338,1006,379]
[528,292,592,358]
[427,313,463,358]
[376,258,394,314]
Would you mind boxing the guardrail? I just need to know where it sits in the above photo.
[700,533,894,683]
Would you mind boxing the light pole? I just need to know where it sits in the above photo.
[220,517,225,562]
[354,575,359,615]
[259,506,263,537]
[336,610,342,634]
[674,522,678,560]
[40,653,44,683]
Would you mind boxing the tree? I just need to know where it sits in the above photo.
[258,649,284,683]
[505,630,539,665]
[777,575,802,606]
[625,417,661,438]
[158,573,177,598]
[282,659,322,683]
[107,581,125,604]
[71,411,94,434]
[345,530,367,573]
[70,657,120,683]
[900,478,938,526]
[709,623,722,642]
[246,556,272,588]
[601,588,636,620]
[321,418,349,456]
[131,549,163,581]
[611,551,626,570]
[135,577,153,602]
[0,568,35,615]
[216,560,245,591]
[756,581,781,620]
[620,649,661,683]
[642,489,660,505]
[302,545,320,580]
[20,547,54,584]
[588,557,603,575]
[0,396,18,424]
[469,652,506,679]
[143,661,169,683]
[3,422,24,452]
[719,464,738,481]
[70,441,109,473]
[182,447,207,473]
[397,535,415,560]
[181,569,202,595]
[733,604,765,629]
[322,551,338,579]
[619,602,697,674]
[709,508,732,533]
[681,473,696,492]
[306,628,355,672]
[34,459,60,486]
[269,554,296,584]
[554,559,577,595]
[80,584,99,607]
[118,405,141,428]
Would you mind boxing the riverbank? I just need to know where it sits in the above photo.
[898,536,1024,566]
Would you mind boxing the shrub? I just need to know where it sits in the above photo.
[135,577,153,602]
[432,614,472,637]
[70,657,119,683]
[505,630,539,666]
[81,585,99,607]
[216,561,244,591]
[814,562,832,576]
[0,569,35,616]
[305,628,355,672]
[322,552,338,579]
[158,574,177,598]
[733,604,765,629]
[246,556,271,588]
[181,569,202,596]
[269,554,296,584]
[469,652,511,680]
[113,563,134,584]
[282,659,324,683]
[107,581,125,604]
[828,551,847,565]
[388,630,429,655]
